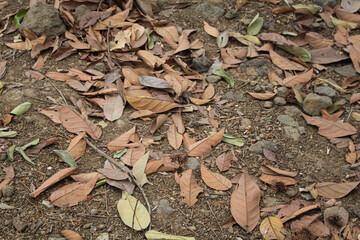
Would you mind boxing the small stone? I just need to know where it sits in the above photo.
[98,224,106,230]
[315,86,337,98]
[4,219,12,226]
[286,188,298,198]
[303,93,332,116]
[246,67,258,77]
[13,217,28,232]
[61,41,71,48]
[192,56,212,72]
[254,85,262,92]
[42,200,54,208]
[83,223,92,229]
[277,115,299,127]
[228,226,234,233]
[241,118,252,127]
[210,194,219,199]
[188,226,197,231]
[274,97,286,106]
[224,9,238,19]
[284,126,301,141]
[157,199,175,215]
[90,209,98,215]
[206,75,222,83]
[335,64,356,77]
[249,140,280,154]
[96,233,109,240]
[94,62,109,74]
[277,87,288,95]
[225,91,245,102]
[90,226,97,233]
[20,2,66,40]
[1,185,15,197]
[242,18,251,25]
[298,126,306,135]
[187,157,200,170]
[195,2,225,23]
[285,106,302,116]
[74,5,90,23]
[264,101,273,108]
[313,0,337,8]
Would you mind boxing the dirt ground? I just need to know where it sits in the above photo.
[0,0,359,239]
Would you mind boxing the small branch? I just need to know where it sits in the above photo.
[46,78,68,105]
[85,138,152,230]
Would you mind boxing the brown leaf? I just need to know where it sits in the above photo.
[350,92,360,103]
[216,152,234,172]
[203,21,219,37]
[137,50,165,68]
[121,144,146,166]
[200,163,232,190]
[25,70,45,80]
[302,113,357,138]
[291,214,328,236]
[126,95,181,113]
[310,47,349,64]
[49,177,96,207]
[0,166,14,194]
[263,148,278,162]
[334,25,349,45]
[65,31,90,49]
[30,168,78,198]
[314,182,360,198]
[236,0,248,10]
[260,165,298,177]
[97,168,128,181]
[26,137,59,154]
[107,126,136,152]
[171,112,185,134]
[202,83,215,100]
[259,174,297,186]
[180,169,203,206]
[189,97,212,105]
[268,70,283,85]
[58,106,102,140]
[273,5,293,15]
[174,31,191,54]
[230,169,261,232]
[247,92,277,100]
[335,6,360,23]
[154,26,179,48]
[167,124,182,150]
[145,160,163,175]
[281,204,320,223]
[37,108,61,124]
[45,72,73,81]
[150,114,168,134]
[183,133,196,151]
[71,172,104,183]
[269,49,307,71]
[129,110,156,120]
[282,68,313,87]
[188,129,224,157]
[0,1,8,9]
[61,230,83,240]
[305,32,333,48]
[67,132,86,160]
[79,11,112,29]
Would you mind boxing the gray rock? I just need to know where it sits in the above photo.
[254,85,262,92]
[241,58,271,77]
[90,209,98,215]
[284,126,300,141]
[277,115,299,127]
[42,200,54,208]
[187,157,200,170]
[277,87,288,95]
[96,233,109,240]
[249,140,280,154]
[90,225,97,233]
[286,188,298,198]
[195,2,225,23]
[285,106,302,116]
[264,101,273,108]
[1,185,14,197]
[83,223,92,229]
[303,93,332,116]
[20,2,66,40]
[224,9,239,20]
[192,56,212,72]
[74,5,90,23]
[298,126,306,135]
[159,9,174,18]
[98,224,106,230]
[225,91,245,102]
[13,217,28,232]
[335,64,356,77]
[206,75,222,83]
[210,194,219,199]
[241,118,252,127]
[94,62,109,74]
[157,199,175,215]
[274,97,286,106]
[315,86,337,98]
[313,0,337,8]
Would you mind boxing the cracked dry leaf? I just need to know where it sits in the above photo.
[180,169,203,206]
[200,163,232,190]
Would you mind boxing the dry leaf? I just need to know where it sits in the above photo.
[335,6,360,23]
[247,92,277,100]
[282,68,313,87]
[324,206,348,234]
[97,168,128,181]
[216,152,234,172]
[67,132,86,160]
[260,165,298,177]
[71,172,104,183]
[180,169,203,206]
[281,204,320,223]
[26,137,59,154]
[310,47,349,64]
[30,168,78,198]
[236,0,249,10]
[260,217,285,240]
[314,182,360,198]
[171,112,185,134]
[259,174,297,186]
[122,144,146,166]
[0,166,14,194]
[203,21,219,37]
[132,151,150,186]
[150,114,168,134]
[230,169,261,232]
[270,49,307,71]
[305,32,333,49]
[61,230,83,240]
[107,126,136,152]
[167,124,183,150]
[202,83,215,100]
[126,95,181,113]
[49,177,96,207]
[189,97,212,105]
[200,163,232,190]
[188,129,224,157]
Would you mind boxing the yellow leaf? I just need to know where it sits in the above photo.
[260,217,285,240]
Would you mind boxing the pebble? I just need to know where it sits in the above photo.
[274,97,286,106]
[303,93,332,116]
[224,9,238,20]
[74,4,90,23]
[206,75,222,83]
[254,85,262,92]
[187,157,200,170]
[241,118,252,127]
[94,62,109,74]
[285,106,302,116]
[225,91,246,102]
[284,126,301,141]
[315,86,337,98]
[90,225,97,233]
[286,188,298,198]
[98,224,106,230]
[249,140,280,154]
[277,87,288,95]
[264,101,273,108]
[298,126,306,135]
[188,226,197,231]
[90,209,98,215]
[210,194,219,199]
[1,185,15,197]
[83,223,92,229]
[195,2,225,23]
[42,200,54,208]
[313,0,337,8]
[277,115,299,127]
[157,199,175,215]
[13,217,28,232]
[335,64,356,77]
[96,233,109,240]
[192,56,212,72]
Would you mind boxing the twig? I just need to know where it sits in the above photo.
[206,200,223,233]
[31,221,44,234]
[97,0,103,11]
[346,106,354,122]
[46,78,68,105]
[85,138,152,230]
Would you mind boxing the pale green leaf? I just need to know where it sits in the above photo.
[292,4,321,14]
[247,13,263,36]
[117,192,150,231]
[53,150,78,168]
[145,230,196,240]
[0,82,3,90]
[0,130,17,138]
[213,68,234,87]
[113,148,127,159]
[133,151,150,186]
[277,43,312,62]
[15,147,35,166]
[217,31,229,48]
[222,134,244,147]
[21,138,40,150]
[293,86,303,104]
[7,145,16,161]
[14,8,29,28]
[331,17,358,29]
[243,35,261,45]
[10,102,32,116]
[145,28,155,50]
